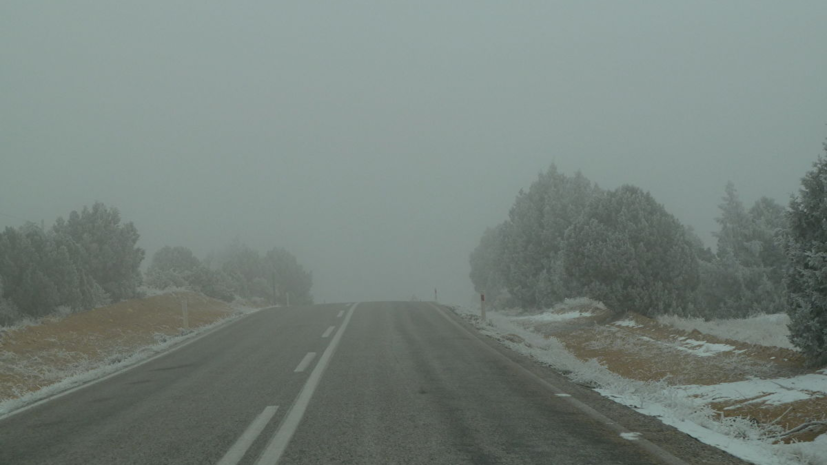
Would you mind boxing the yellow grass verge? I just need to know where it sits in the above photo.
[0,291,237,401]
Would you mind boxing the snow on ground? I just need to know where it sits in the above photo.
[513,310,591,323]
[636,335,740,358]
[677,370,827,408]
[454,304,827,465]
[657,313,795,350]
[671,337,740,357]
[613,319,643,328]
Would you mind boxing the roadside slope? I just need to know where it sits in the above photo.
[0,291,252,408]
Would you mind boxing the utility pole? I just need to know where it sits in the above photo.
[434,288,438,303]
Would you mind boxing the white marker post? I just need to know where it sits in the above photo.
[182,298,189,331]
[480,293,486,323]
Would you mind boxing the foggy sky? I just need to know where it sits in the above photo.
[3,1,826,305]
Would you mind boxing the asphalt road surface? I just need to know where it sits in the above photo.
[0,302,748,464]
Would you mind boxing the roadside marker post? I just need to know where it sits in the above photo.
[480,293,486,323]
[182,298,189,331]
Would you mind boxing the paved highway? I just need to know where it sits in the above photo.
[0,302,747,464]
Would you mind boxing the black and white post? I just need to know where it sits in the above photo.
[480,293,486,323]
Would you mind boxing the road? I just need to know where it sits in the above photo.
[0,302,747,464]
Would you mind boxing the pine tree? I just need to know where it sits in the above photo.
[785,147,827,365]
[265,247,313,305]
[562,185,699,316]
[501,165,599,308]
[53,203,145,301]
[715,182,759,266]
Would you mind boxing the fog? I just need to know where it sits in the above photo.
[2,2,826,305]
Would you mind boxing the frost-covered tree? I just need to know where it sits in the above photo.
[149,246,201,274]
[715,182,759,266]
[52,203,144,301]
[206,240,313,304]
[695,184,788,318]
[146,246,235,302]
[501,165,600,308]
[218,241,264,299]
[145,246,200,290]
[0,223,106,319]
[265,247,313,305]
[749,197,788,285]
[695,253,783,319]
[0,276,20,325]
[785,149,827,365]
[562,185,699,316]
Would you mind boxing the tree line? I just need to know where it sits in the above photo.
[470,142,827,365]
[0,203,313,325]
[145,241,312,306]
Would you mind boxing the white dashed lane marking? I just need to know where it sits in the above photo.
[217,406,279,465]
[294,352,316,373]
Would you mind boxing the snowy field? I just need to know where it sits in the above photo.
[454,301,827,465]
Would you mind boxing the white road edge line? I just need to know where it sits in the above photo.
[336,310,344,318]
[321,326,335,338]
[255,303,359,465]
[217,406,279,465]
[294,352,317,373]
[429,303,689,465]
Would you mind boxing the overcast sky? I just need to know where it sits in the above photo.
[2,1,826,305]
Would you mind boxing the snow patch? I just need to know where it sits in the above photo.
[620,432,641,440]
[514,311,590,323]
[613,319,642,328]
[676,371,827,407]
[673,338,738,357]
[657,313,794,350]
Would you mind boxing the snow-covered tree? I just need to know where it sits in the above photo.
[205,241,313,304]
[501,165,600,308]
[0,223,106,319]
[52,203,144,301]
[146,246,235,302]
[695,184,788,318]
[785,149,827,365]
[265,247,313,305]
[0,276,20,325]
[149,246,201,274]
[749,197,788,285]
[715,182,759,266]
[562,185,699,316]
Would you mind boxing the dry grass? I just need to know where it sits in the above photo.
[0,291,236,400]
